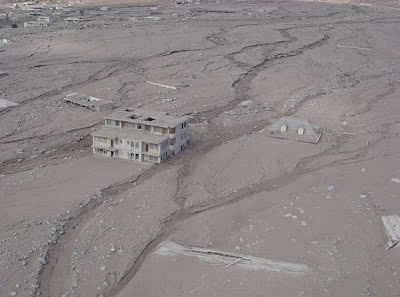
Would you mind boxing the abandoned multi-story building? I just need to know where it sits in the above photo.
[91,108,190,163]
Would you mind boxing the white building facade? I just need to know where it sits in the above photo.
[92,108,190,163]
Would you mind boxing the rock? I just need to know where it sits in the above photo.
[391,178,400,184]
[361,168,367,173]
[17,149,24,154]
[39,258,46,265]
[328,186,336,193]
[17,159,23,163]
[11,292,17,296]
[360,194,367,199]
[238,100,253,107]
[22,260,27,266]
[301,221,307,226]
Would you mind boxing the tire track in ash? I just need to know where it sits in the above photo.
[39,26,329,297]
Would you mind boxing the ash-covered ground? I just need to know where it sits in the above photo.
[0,0,400,296]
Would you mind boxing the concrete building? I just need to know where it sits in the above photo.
[64,93,114,112]
[91,108,190,163]
[24,20,49,28]
[65,17,84,23]
[266,116,323,144]
[37,16,52,23]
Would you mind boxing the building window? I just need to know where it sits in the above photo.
[149,156,158,162]
[149,143,158,150]
[135,142,139,148]
[280,124,288,133]
[297,127,305,135]
[169,138,176,145]
[169,128,175,134]
[106,119,119,127]
[153,126,163,133]
[181,134,184,140]
[127,141,130,145]
[137,125,142,130]
[95,136,108,144]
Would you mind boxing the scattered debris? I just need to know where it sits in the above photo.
[265,117,323,144]
[381,215,400,250]
[390,178,400,184]
[145,16,161,21]
[146,81,177,90]
[337,44,372,51]
[65,17,84,23]
[238,100,253,107]
[156,241,310,273]
[328,186,336,193]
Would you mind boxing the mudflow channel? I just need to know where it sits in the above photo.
[37,22,388,297]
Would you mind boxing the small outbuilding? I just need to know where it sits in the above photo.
[64,93,114,112]
[265,116,322,144]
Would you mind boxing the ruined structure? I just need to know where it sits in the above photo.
[91,108,190,163]
[63,93,114,112]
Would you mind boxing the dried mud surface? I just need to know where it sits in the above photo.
[1,0,400,296]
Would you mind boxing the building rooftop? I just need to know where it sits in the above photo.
[105,108,190,128]
[64,93,113,108]
[92,126,168,144]
[265,116,322,144]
